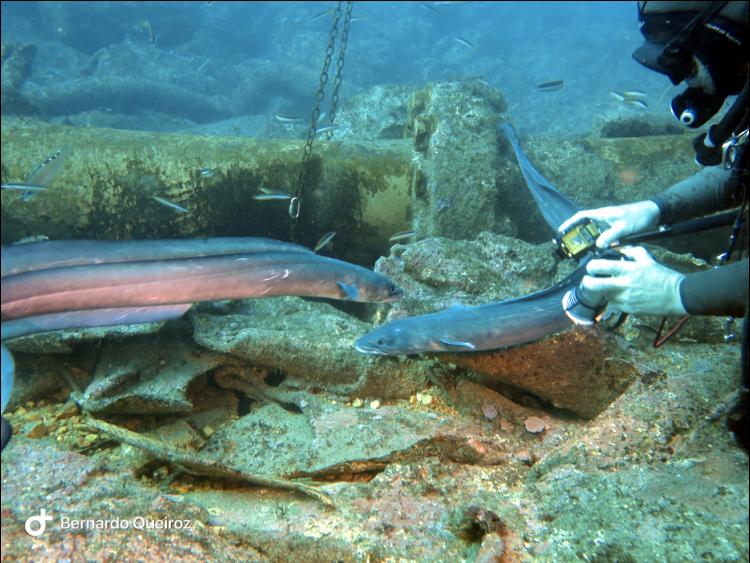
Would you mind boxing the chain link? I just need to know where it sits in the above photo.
[291,1,353,225]
[325,1,352,140]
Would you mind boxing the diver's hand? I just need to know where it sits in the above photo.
[558,201,661,249]
[581,246,687,316]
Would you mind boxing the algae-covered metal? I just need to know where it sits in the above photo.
[1,120,411,265]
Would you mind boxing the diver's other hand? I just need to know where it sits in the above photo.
[558,200,661,248]
[581,246,687,316]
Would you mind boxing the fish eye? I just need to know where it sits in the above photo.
[377,338,385,346]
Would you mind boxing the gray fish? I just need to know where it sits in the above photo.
[389,230,416,242]
[1,183,49,192]
[2,237,315,278]
[253,192,292,201]
[2,251,405,323]
[153,196,188,213]
[612,90,648,107]
[15,148,67,201]
[0,240,404,436]
[454,36,475,49]
[315,124,339,134]
[27,150,66,185]
[195,58,210,73]
[624,99,648,110]
[420,3,441,14]
[534,80,564,92]
[275,113,304,123]
[498,122,581,231]
[353,121,589,358]
[309,7,334,22]
[138,19,157,45]
[355,268,584,356]
[314,231,336,252]
[11,235,49,245]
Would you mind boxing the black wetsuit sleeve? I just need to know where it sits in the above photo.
[650,167,741,225]
[680,259,749,317]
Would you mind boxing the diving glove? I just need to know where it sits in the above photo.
[559,200,661,249]
[581,246,688,316]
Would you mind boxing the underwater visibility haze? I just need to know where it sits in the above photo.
[1,1,748,561]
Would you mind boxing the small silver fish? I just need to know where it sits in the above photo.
[420,3,441,14]
[315,124,339,134]
[153,196,188,213]
[314,231,336,252]
[454,36,475,49]
[200,167,215,177]
[139,19,157,45]
[624,99,648,110]
[389,229,416,242]
[275,113,303,123]
[13,148,68,201]
[27,149,66,185]
[253,192,292,201]
[622,90,647,98]
[195,58,211,73]
[1,183,49,192]
[534,80,564,92]
[309,7,334,22]
[609,90,626,102]
[12,234,49,245]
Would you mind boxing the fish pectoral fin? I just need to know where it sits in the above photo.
[336,281,360,301]
[438,338,477,351]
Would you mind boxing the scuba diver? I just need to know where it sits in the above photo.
[559,1,749,447]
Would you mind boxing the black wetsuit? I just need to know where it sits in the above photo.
[651,157,748,448]
[651,165,748,317]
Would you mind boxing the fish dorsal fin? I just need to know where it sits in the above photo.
[438,337,476,351]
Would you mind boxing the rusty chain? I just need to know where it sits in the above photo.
[290,1,353,225]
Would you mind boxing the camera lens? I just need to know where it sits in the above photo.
[670,87,726,129]
[679,109,696,125]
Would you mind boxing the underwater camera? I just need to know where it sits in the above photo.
[554,219,602,259]
[562,282,606,325]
